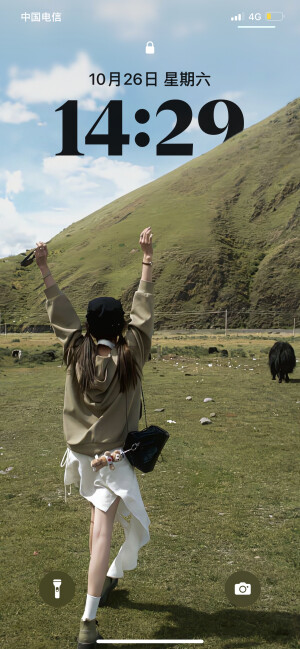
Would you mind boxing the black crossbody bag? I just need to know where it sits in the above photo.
[123,388,169,473]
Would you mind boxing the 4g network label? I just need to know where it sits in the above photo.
[55,99,244,157]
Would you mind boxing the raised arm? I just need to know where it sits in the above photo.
[126,227,154,365]
[35,241,56,289]
[140,227,153,283]
[35,241,82,354]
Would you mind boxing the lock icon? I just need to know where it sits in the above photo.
[145,41,155,54]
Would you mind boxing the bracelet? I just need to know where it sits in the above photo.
[142,261,153,266]
[42,271,52,279]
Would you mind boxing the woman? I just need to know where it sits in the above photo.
[35,227,154,648]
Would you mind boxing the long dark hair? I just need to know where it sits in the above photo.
[65,323,141,393]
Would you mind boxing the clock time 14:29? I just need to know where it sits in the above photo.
[55,99,244,157]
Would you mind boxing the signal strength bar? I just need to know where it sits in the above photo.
[231,13,242,21]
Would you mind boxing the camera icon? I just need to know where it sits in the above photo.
[235,582,251,595]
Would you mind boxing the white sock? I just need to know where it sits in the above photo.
[81,593,101,621]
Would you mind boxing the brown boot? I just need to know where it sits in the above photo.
[99,576,118,607]
[77,618,103,648]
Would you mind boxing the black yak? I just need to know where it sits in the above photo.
[269,342,296,383]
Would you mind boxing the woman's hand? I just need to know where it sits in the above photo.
[35,241,48,269]
[140,227,153,282]
[35,241,55,288]
[139,226,153,259]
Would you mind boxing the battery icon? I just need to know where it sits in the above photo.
[266,12,284,21]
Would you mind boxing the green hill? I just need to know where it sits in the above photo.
[1,98,300,329]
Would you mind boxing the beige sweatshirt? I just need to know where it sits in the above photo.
[44,279,154,457]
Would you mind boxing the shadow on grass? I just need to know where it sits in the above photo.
[104,589,299,648]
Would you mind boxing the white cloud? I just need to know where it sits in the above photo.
[94,0,207,41]
[43,156,87,177]
[0,197,34,256]
[0,198,69,257]
[0,101,38,123]
[78,98,99,111]
[186,117,200,133]
[43,155,154,199]
[0,196,19,220]
[5,170,24,196]
[7,52,118,105]
[95,0,158,39]
[0,156,155,257]
[37,121,47,126]
[94,0,208,40]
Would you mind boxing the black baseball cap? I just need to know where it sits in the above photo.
[86,297,125,338]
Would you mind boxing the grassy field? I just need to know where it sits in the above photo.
[0,332,299,649]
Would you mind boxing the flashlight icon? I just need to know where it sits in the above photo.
[53,579,62,599]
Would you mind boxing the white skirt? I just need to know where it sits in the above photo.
[60,447,150,579]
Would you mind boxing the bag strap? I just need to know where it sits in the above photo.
[141,386,148,428]
[124,383,166,464]
[125,382,148,431]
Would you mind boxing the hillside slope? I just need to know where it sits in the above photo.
[1,98,299,329]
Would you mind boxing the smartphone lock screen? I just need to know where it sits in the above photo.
[0,2,299,649]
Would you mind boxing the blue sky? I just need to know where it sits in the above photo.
[0,0,299,257]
